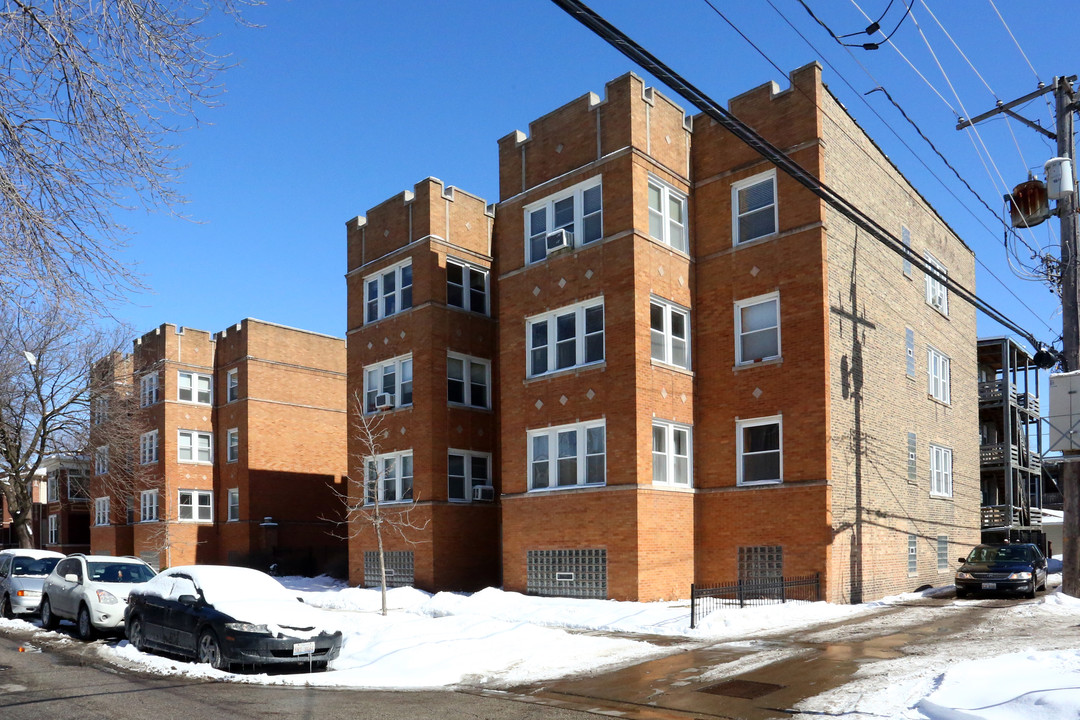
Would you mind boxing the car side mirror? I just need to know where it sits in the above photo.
[177,594,198,606]
[64,573,79,584]
[957,557,967,564]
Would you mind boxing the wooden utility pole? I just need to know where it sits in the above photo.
[959,76,1079,595]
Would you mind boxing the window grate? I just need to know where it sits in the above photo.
[364,550,414,588]
[527,549,606,599]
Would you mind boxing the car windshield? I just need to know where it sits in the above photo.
[967,546,1035,563]
[86,561,156,583]
[11,557,60,577]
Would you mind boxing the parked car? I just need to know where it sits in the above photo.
[125,565,342,672]
[0,549,64,618]
[955,543,1048,599]
[40,554,157,639]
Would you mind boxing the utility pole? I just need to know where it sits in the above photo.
[959,76,1080,595]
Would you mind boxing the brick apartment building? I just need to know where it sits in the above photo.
[90,319,348,575]
[347,63,980,603]
[39,455,91,554]
[0,467,46,549]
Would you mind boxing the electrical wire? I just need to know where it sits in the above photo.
[547,0,1050,352]
[796,0,911,50]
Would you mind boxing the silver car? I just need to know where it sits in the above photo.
[0,549,65,618]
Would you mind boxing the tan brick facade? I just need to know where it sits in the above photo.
[348,64,979,602]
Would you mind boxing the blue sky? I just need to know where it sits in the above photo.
[115,0,1077,350]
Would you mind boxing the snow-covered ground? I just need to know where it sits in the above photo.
[1,569,1077,720]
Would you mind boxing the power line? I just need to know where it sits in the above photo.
[547,0,1050,353]
[795,0,912,50]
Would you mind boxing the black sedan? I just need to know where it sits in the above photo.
[954,543,1048,599]
[125,565,342,672]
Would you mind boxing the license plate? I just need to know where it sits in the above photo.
[292,641,316,656]
[981,582,997,590]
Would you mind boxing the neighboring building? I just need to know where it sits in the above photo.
[90,319,348,575]
[39,455,92,554]
[976,337,1045,546]
[347,63,981,602]
[0,468,46,549]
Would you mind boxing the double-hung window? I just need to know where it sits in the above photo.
[448,450,492,502]
[647,177,688,252]
[364,259,413,323]
[527,298,604,377]
[924,252,949,315]
[732,170,777,245]
[652,421,692,486]
[227,488,240,521]
[47,472,59,502]
[67,470,88,500]
[735,293,780,364]
[365,451,414,504]
[47,515,58,544]
[525,177,603,264]
[140,490,159,522]
[363,354,413,413]
[737,416,782,485]
[528,420,606,490]
[178,489,213,522]
[140,373,160,406]
[178,371,212,404]
[930,444,953,497]
[95,446,109,476]
[91,397,108,425]
[226,428,239,462]
[446,259,489,315]
[226,369,239,402]
[94,497,110,526]
[927,346,951,404]
[447,354,490,408]
[650,297,690,369]
[140,430,159,465]
[178,430,213,464]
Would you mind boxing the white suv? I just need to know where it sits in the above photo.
[40,554,157,640]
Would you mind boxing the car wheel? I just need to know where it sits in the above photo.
[76,604,96,641]
[1026,584,1037,600]
[197,629,228,671]
[127,615,146,651]
[40,597,58,630]
[1,594,12,619]
[955,587,967,599]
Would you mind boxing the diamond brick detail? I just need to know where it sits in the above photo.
[660,388,668,398]
[585,269,594,279]
[533,286,541,296]
[586,389,595,400]
[558,278,567,288]
[399,331,406,339]
[681,393,687,403]
[400,426,407,435]
[535,399,543,410]
[367,342,373,350]
[559,395,568,405]
[383,337,389,345]
[456,425,463,434]
[750,266,760,277]
[657,266,665,276]
[753,388,763,399]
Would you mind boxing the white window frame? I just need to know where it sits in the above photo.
[924,252,949,315]
[647,175,688,253]
[364,258,413,323]
[91,396,108,425]
[652,420,693,487]
[364,450,414,504]
[47,472,59,503]
[447,450,492,502]
[930,444,953,498]
[95,446,109,476]
[650,296,691,369]
[178,489,213,523]
[177,429,213,464]
[524,176,604,264]
[363,354,413,413]
[446,258,489,315]
[732,169,778,245]
[177,370,212,405]
[927,345,951,404]
[227,488,240,522]
[140,430,159,465]
[526,297,605,378]
[140,373,160,407]
[736,415,783,486]
[447,353,490,409]
[527,419,606,491]
[735,292,781,365]
[47,514,58,545]
[95,497,110,527]
[226,368,239,403]
[140,490,159,522]
[67,469,87,500]
[226,428,239,463]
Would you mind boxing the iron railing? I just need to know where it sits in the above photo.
[690,573,821,628]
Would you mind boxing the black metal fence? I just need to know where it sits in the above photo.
[690,573,821,629]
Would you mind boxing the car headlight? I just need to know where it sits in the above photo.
[224,622,271,634]
[95,589,119,604]
[956,572,973,580]
[1008,571,1032,580]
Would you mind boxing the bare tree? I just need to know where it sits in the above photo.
[0,302,131,547]
[341,394,428,616]
[0,0,257,312]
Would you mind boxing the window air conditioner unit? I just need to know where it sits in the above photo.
[374,393,394,410]
[471,485,495,502]
[545,229,572,254]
